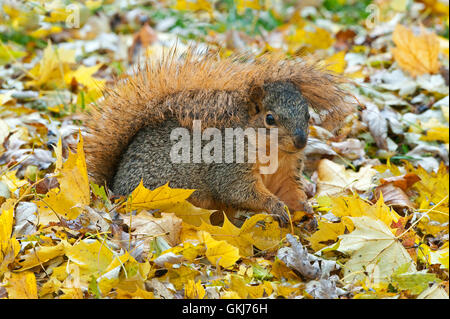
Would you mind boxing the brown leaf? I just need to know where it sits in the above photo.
[334,29,356,51]
[373,183,416,209]
[128,23,158,64]
[380,173,421,191]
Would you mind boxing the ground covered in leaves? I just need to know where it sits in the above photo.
[0,0,448,299]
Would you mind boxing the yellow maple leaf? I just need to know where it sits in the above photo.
[330,194,400,230]
[27,41,76,89]
[36,135,90,221]
[16,241,67,271]
[1,170,28,193]
[236,0,262,13]
[185,279,206,299]
[116,287,155,299]
[125,181,213,226]
[324,50,347,74]
[65,239,114,277]
[271,259,299,281]
[4,271,38,299]
[0,204,21,276]
[309,220,346,252]
[228,274,265,298]
[172,0,213,12]
[421,126,449,143]
[165,265,200,290]
[405,162,449,235]
[64,64,104,87]
[199,231,240,269]
[195,213,284,257]
[288,26,334,54]
[407,162,448,204]
[391,24,441,77]
[125,181,194,210]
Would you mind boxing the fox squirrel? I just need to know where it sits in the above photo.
[83,50,351,225]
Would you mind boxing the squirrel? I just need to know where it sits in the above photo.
[83,49,351,225]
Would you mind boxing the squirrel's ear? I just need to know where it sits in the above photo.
[248,85,265,116]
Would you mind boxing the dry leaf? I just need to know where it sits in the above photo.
[122,211,182,253]
[316,159,378,197]
[392,24,441,77]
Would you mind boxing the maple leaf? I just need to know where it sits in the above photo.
[324,51,347,74]
[315,159,378,197]
[338,216,416,283]
[195,213,284,257]
[404,162,449,235]
[65,239,114,278]
[199,231,240,269]
[122,211,182,253]
[309,220,346,252]
[228,274,266,298]
[330,194,401,229]
[36,135,90,221]
[0,203,21,276]
[16,241,67,271]
[184,279,206,299]
[172,0,213,12]
[288,25,334,54]
[124,181,213,226]
[26,41,76,89]
[4,271,38,299]
[391,24,441,77]
[391,263,441,295]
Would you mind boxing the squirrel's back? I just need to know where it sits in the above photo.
[83,49,351,190]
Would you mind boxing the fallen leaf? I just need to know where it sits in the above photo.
[122,211,182,253]
[373,183,416,209]
[392,24,441,77]
[36,135,90,221]
[338,216,416,283]
[124,181,213,226]
[199,231,240,269]
[309,220,346,251]
[4,271,38,299]
[316,159,378,197]
[0,204,21,276]
[184,279,206,299]
[417,283,449,299]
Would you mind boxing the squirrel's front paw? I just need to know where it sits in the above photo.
[271,201,290,227]
[298,200,314,215]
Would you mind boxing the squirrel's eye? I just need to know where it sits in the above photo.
[265,114,275,126]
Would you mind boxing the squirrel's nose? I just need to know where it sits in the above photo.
[293,129,307,149]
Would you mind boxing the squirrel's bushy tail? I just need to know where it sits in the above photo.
[83,48,353,187]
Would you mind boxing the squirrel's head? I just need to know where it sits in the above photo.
[248,81,310,153]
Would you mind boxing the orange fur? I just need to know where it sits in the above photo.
[257,150,307,212]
